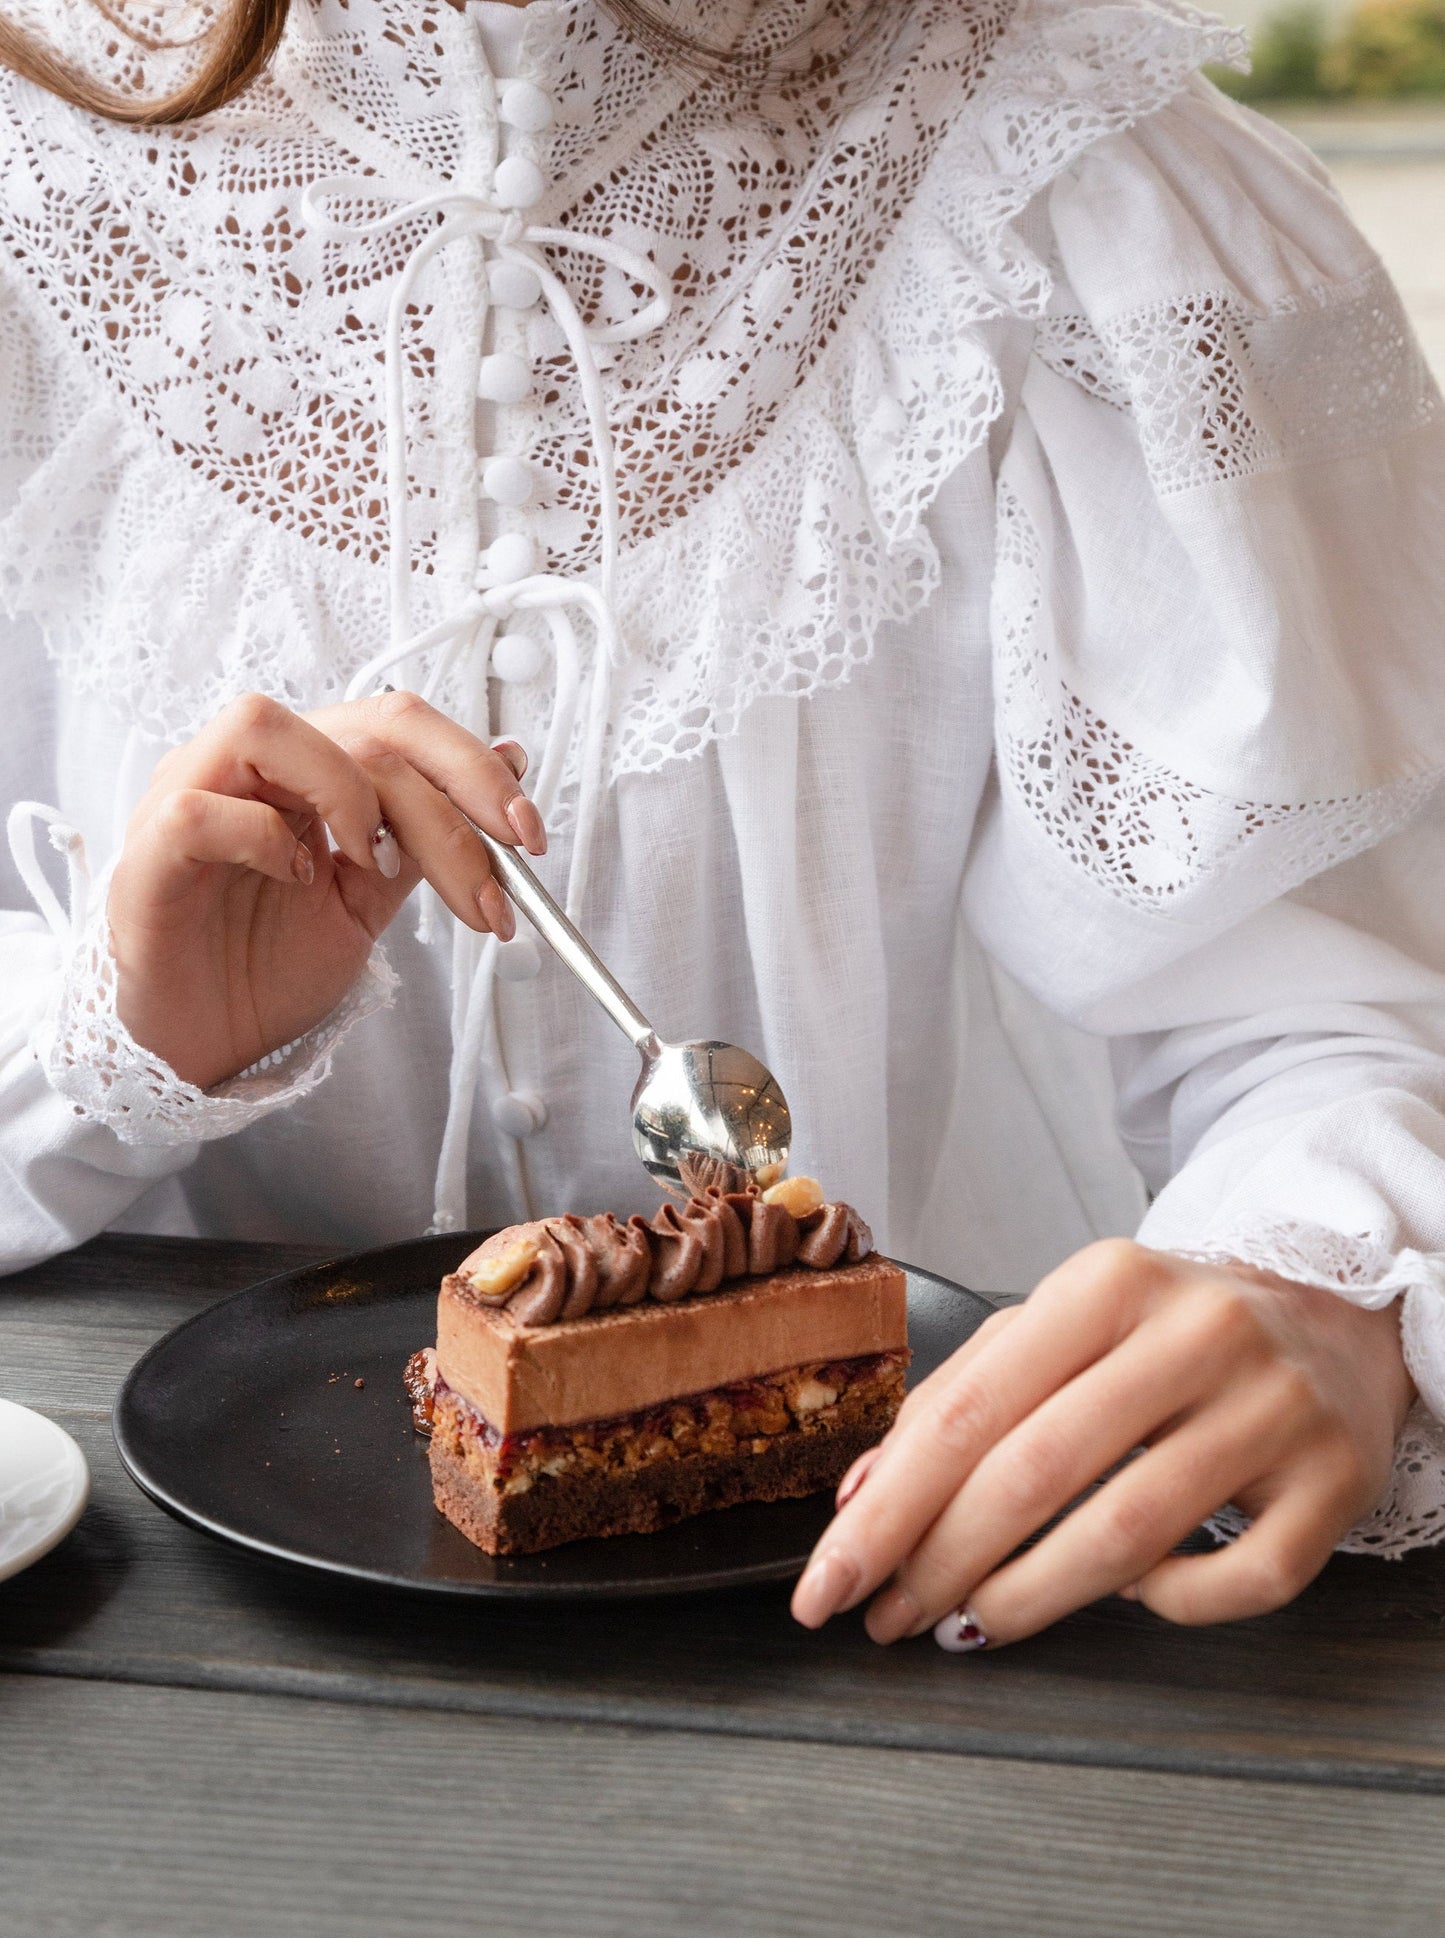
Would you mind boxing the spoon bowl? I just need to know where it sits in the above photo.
[630,1037,791,1193]
[480,836,792,1190]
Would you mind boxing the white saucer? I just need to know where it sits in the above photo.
[0,1398,90,1584]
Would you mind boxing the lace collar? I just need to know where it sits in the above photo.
[0,0,1239,783]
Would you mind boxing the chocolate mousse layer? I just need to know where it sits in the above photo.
[436,1252,907,1435]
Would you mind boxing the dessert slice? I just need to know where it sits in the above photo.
[416,1180,908,1556]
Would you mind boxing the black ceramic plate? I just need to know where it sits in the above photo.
[114,1235,993,1599]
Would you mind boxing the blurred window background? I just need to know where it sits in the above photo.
[1206,0,1445,377]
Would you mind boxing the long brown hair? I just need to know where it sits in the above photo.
[0,2,879,127]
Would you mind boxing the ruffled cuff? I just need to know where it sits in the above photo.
[1171,1221,1445,1561]
[34,890,399,1149]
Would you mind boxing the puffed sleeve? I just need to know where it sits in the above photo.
[0,270,398,1276]
[964,78,1445,1553]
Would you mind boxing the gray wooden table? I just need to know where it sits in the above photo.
[4,1235,1445,1937]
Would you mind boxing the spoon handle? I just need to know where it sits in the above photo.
[479,833,658,1052]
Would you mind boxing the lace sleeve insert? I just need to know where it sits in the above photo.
[36,896,399,1149]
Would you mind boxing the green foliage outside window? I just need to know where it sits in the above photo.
[1210,0,1445,99]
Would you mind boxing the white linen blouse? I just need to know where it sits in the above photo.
[5,0,1445,1554]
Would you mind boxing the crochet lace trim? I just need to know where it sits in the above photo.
[0,0,1241,801]
[992,482,1442,915]
[35,896,399,1147]
[1039,264,1439,496]
[1178,1224,1445,1560]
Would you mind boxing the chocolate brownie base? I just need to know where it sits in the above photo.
[429,1349,906,1556]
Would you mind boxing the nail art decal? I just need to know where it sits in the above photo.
[933,1606,989,1654]
[371,820,402,879]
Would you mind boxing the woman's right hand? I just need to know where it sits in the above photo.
[107,690,547,1092]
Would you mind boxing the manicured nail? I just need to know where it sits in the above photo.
[933,1606,989,1654]
[478,877,516,941]
[865,1583,924,1646]
[371,820,401,879]
[505,794,548,857]
[836,1445,881,1509]
[493,739,528,780]
[791,1549,859,1629]
[291,841,314,887]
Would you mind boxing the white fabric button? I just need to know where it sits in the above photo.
[492,631,544,684]
[495,933,543,983]
[493,1089,548,1138]
[494,155,545,212]
[488,259,542,310]
[483,532,538,584]
[482,454,535,507]
[499,80,554,133]
[477,352,532,405]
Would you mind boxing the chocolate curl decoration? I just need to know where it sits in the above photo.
[587,1213,651,1309]
[506,1229,569,1328]
[677,1152,753,1198]
[734,1193,800,1274]
[701,1187,749,1277]
[797,1202,873,1268]
[642,1202,708,1302]
[467,1187,874,1326]
[550,1215,600,1320]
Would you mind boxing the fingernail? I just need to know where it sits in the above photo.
[371,820,401,879]
[933,1606,989,1654]
[478,878,516,941]
[505,794,547,857]
[791,1549,859,1629]
[865,1583,924,1646]
[836,1445,881,1509]
[291,841,314,887]
[493,739,528,781]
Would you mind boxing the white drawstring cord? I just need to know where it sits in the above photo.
[302,170,671,1232]
[300,177,666,650]
[7,802,89,948]
[425,589,592,1228]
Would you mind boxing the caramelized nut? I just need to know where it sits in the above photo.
[468,1235,542,1302]
[762,1175,825,1218]
[791,1376,840,1413]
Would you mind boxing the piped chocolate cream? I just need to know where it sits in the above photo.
[433,1180,904,1436]
[448,1181,872,1328]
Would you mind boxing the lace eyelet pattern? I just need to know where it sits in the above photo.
[992,482,1442,916]
[0,0,1242,809]
[35,896,400,1148]
[1088,268,1439,497]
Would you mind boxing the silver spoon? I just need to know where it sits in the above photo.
[480,833,792,1193]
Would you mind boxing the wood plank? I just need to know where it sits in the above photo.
[8,1405,1445,1792]
[3,1674,1443,1938]
[2,1230,331,1303]
[0,1234,331,1414]
[10,1237,1445,1794]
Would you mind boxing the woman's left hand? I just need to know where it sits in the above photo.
[791,1240,1416,1650]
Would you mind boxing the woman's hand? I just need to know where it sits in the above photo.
[108,690,546,1091]
[792,1241,1415,1649]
